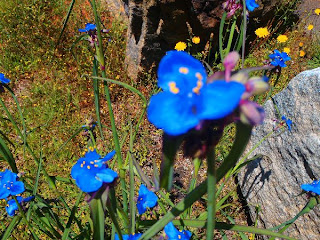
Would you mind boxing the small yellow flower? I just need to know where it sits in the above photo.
[277,35,288,43]
[307,24,314,30]
[192,36,200,44]
[283,47,290,54]
[299,50,306,57]
[315,8,320,15]
[255,27,270,38]
[299,42,304,47]
[175,41,187,51]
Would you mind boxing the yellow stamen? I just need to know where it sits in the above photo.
[87,165,91,169]
[94,164,98,167]
[81,164,83,168]
[192,77,203,94]
[90,161,94,164]
[169,82,180,94]
[195,72,203,81]
[179,67,189,74]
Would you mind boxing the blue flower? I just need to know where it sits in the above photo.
[79,23,96,32]
[6,196,34,217]
[0,73,10,84]
[246,0,259,11]
[71,150,118,193]
[115,233,142,240]
[0,169,25,199]
[147,51,245,136]
[281,116,292,131]
[301,180,320,195]
[164,222,192,240]
[137,184,158,215]
[269,50,291,68]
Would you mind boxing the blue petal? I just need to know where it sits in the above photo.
[84,150,101,161]
[75,173,102,193]
[164,222,180,239]
[10,181,25,196]
[138,184,149,195]
[101,150,116,162]
[137,200,147,215]
[0,188,10,200]
[147,92,199,136]
[157,51,207,94]
[0,73,10,84]
[246,0,259,11]
[197,81,245,119]
[301,181,320,195]
[96,168,118,183]
[115,234,129,240]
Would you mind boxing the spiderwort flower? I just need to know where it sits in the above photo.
[0,73,10,84]
[6,196,34,217]
[301,180,320,195]
[79,23,97,32]
[71,150,118,193]
[246,0,259,12]
[147,51,245,136]
[269,50,291,68]
[115,233,142,240]
[0,170,25,200]
[137,184,158,214]
[281,116,292,131]
[164,222,192,240]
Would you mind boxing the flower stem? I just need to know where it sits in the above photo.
[206,148,216,240]
[90,0,128,211]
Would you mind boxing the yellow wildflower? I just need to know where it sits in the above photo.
[283,47,290,54]
[299,50,306,57]
[175,41,187,51]
[255,27,270,38]
[277,35,288,43]
[315,8,320,15]
[299,42,304,47]
[307,24,314,30]
[192,36,200,44]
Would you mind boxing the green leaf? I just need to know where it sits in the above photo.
[1,216,22,240]
[0,135,18,173]
[56,0,76,47]
[160,134,184,190]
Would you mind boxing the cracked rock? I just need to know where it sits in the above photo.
[238,68,320,239]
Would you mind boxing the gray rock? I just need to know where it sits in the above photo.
[238,68,320,239]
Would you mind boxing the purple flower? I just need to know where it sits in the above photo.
[0,170,25,199]
[301,180,320,195]
[147,51,245,136]
[222,0,242,18]
[0,73,10,84]
[6,196,34,217]
[137,184,158,214]
[115,233,142,240]
[281,116,292,131]
[164,222,191,240]
[79,23,96,32]
[246,0,259,12]
[71,150,118,193]
[269,50,291,68]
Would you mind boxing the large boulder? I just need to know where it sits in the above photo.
[237,68,320,239]
[104,0,286,80]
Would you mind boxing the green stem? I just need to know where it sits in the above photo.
[91,0,127,211]
[90,197,105,240]
[219,12,227,60]
[241,0,247,68]
[225,18,237,55]
[206,148,216,239]
[13,196,39,240]
[129,125,136,234]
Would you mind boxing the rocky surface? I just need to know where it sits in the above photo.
[238,68,320,239]
[104,0,286,80]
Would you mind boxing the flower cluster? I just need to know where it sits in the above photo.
[269,50,291,68]
[0,169,33,216]
[71,149,118,193]
[246,0,259,12]
[147,51,246,136]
